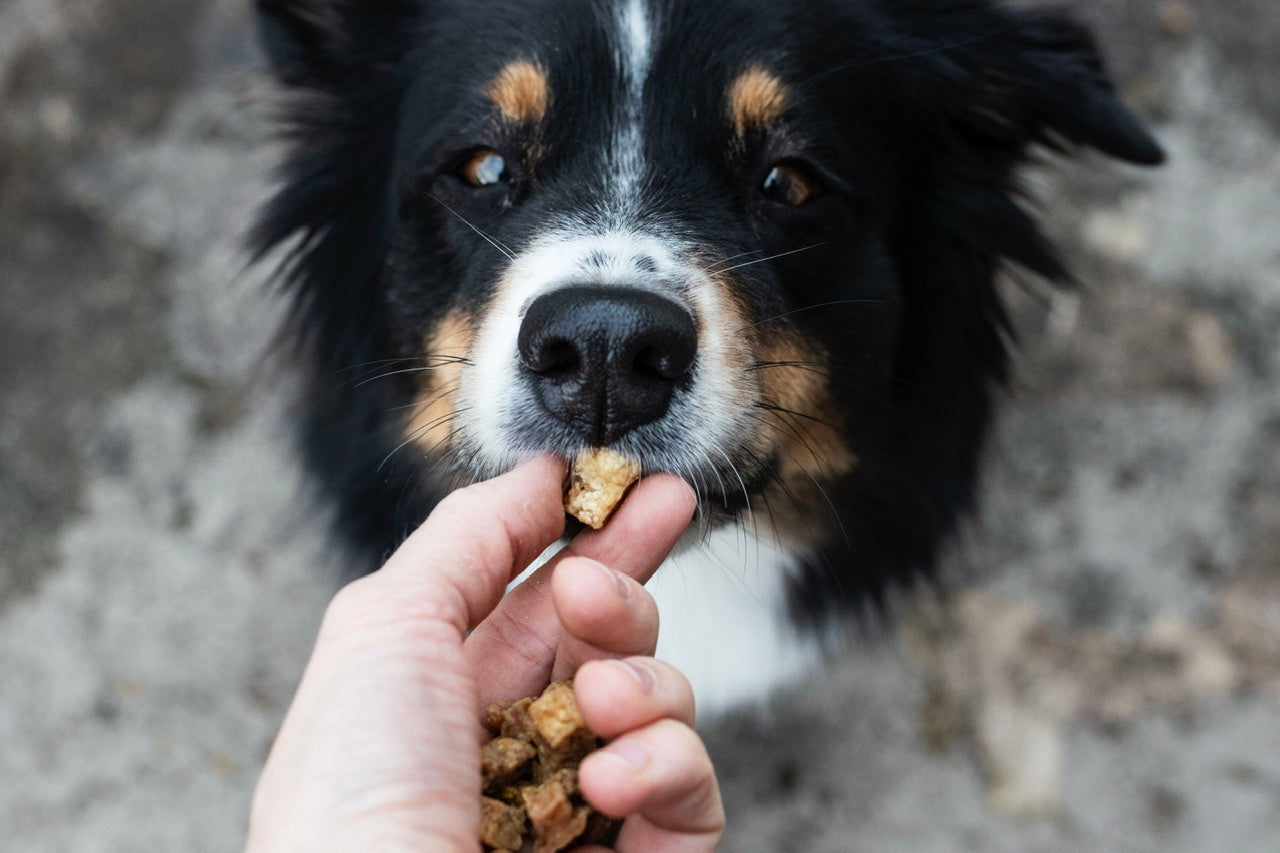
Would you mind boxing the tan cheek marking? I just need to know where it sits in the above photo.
[406,311,476,455]
[708,272,857,526]
[709,269,857,545]
[702,274,759,415]
[486,60,551,124]
[755,335,858,481]
[728,65,791,137]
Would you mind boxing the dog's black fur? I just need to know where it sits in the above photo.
[253,0,1161,626]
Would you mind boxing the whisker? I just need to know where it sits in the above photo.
[670,457,710,540]
[698,449,732,510]
[375,402,469,473]
[746,360,829,377]
[744,409,853,554]
[714,445,758,574]
[702,248,764,275]
[754,400,836,429]
[714,243,826,276]
[399,381,465,424]
[354,359,472,388]
[414,421,476,484]
[319,356,436,384]
[740,298,885,331]
[420,191,517,261]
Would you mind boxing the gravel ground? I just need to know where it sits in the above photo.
[1,1,1277,850]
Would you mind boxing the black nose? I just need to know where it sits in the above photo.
[518,285,698,444]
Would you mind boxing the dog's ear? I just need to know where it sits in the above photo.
[255,0,307,76]
[251,1,425,373]
[943,5,1164,166]
[255,0,423,84]
[887,4,1163,281]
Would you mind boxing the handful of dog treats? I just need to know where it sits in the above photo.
[477,450,639,850]
[480,681,621,852]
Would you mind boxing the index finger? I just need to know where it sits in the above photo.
[466,474,696,706]
[375,455,567,634]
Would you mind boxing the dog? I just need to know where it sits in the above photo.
[253,0,1162,709]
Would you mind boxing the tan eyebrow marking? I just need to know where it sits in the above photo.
[486,60,551,124]
[728,65,791,136]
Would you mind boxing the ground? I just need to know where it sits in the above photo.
[1,1,1277,850]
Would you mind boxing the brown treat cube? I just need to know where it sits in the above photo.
[481,737,537,790]
[529,681,587,749]
[535,732,595,780]
[581,808,623,848]
[522,780,591,853]
[564,447,641,529]
[480,796,527,851]
[486,696,537,742]
[546,767,580,798]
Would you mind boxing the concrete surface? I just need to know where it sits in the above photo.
[1,0,1276,850]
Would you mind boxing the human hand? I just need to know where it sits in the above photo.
[245,456,724,852]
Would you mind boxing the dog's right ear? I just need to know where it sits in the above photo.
[251,1,426,375]
[256,0,308,76]
[255,0,424,85]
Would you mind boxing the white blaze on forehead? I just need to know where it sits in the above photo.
[612,0,655,205]
[621,0,653,93]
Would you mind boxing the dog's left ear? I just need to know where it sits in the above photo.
[942,6,1165,166]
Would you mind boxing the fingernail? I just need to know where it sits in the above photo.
[612,659,656,694]
[601,740,650,771]
[590,559,631,600]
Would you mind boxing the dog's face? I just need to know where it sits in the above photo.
[390,1,905,526]
[257,0,1161,582]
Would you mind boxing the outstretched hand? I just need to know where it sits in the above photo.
[246,456,724,852]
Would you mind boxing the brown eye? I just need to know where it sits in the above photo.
[761,162,820,207]
[461,150,509,187]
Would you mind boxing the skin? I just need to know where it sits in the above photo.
[246,457,724,852]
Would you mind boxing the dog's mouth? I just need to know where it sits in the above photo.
[484,413,776,519]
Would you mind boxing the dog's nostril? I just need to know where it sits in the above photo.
[632,345,666,380]
[528,339,579,377]
[632,338,694,381]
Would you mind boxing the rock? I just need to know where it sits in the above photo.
[1158,1,1197,40]
[1186,311,1236,389]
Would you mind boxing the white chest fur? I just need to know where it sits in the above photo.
[648,525,827,714]
[513,524,827,713]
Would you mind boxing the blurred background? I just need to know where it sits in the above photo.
[1,0,1277,849]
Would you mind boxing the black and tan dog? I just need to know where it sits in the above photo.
[253,0,1162,708]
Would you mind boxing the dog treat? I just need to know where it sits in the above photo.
[564,447,642,529]
[479,681,621,853]
[480,796,527,851]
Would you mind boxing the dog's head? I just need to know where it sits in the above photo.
[255,0,1161,591]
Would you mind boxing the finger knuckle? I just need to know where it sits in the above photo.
[488,605,557,669]
[658,718,705,754]
[435,481,492,519]
[323,577,383,629]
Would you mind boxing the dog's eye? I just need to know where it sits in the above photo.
[461,150,510,187]
[761,162,821,207]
